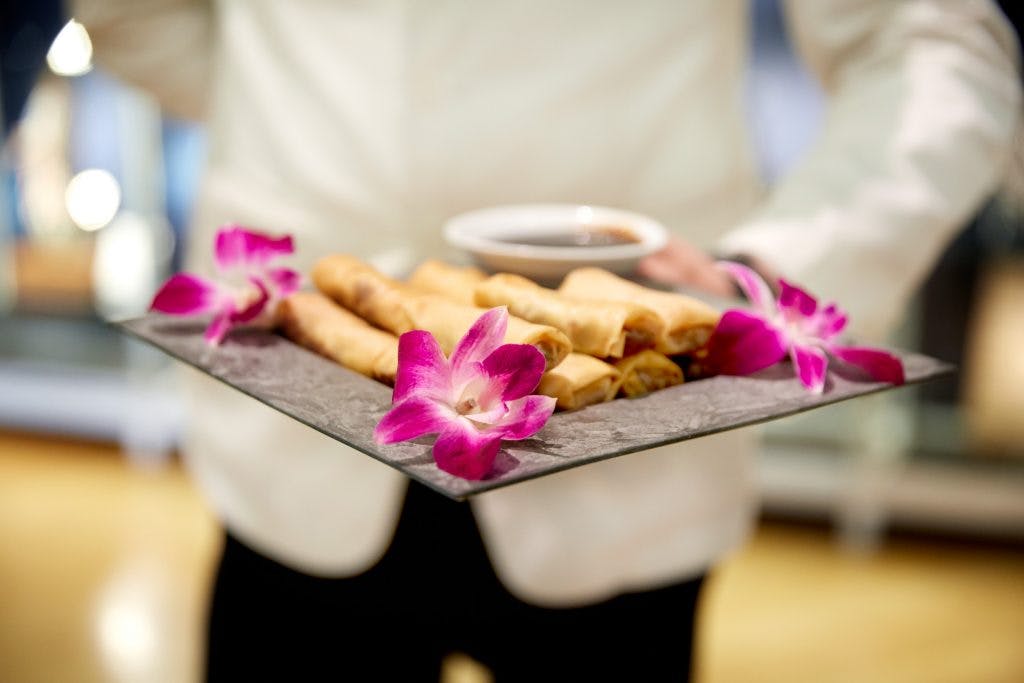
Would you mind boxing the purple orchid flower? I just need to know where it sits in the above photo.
[150,225,301,345]
[704,261,905,394]
[374,307,557,480]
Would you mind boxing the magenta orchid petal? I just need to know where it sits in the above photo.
[778,279,818,321]
[450,307,509,380]
[393,330,451,404]
[433,419,502,480]
[214,225,295,271]
[814,303,848,340]
[150,273,227,315]
[490,395,557,440]
[481,343,546,401]
[203,309,236,346]
[719,261,776,315]
[705,310,787,376]
[829,346,906,386]
[790,343,828,394]
[373,396,453,444]
[265,267,302,297]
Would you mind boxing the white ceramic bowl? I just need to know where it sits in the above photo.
[443,204,668,284]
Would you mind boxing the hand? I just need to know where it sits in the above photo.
[637,237,737,298]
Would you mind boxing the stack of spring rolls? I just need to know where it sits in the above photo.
[278,255,721,411]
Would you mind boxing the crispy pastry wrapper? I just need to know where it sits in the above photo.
[474,272,663,358]
[279,291,399,384]
[537,352,621,411]
[611,350,684,398]
[400,294,571,370]
[313,255,571,370]
[558,267,720,355]
[406,259,487,305]
[312,254,415,333]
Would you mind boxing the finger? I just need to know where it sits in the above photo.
[638,251,735,297]
[637,252,692,285]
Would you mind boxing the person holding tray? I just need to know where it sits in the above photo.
[77,1,1021,681]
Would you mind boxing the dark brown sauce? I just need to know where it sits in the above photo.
[495,225,640,247]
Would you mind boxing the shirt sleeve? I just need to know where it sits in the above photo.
[71,0,212,121]
[718,0,1022,340]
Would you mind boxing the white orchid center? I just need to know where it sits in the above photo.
[453,375,498,418]
[233,281,264,310]
[455,397,478,415]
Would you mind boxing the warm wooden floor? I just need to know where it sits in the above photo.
[1,430,1022,683]
[0,432,218,683]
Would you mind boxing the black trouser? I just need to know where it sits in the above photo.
[206,481,706,682]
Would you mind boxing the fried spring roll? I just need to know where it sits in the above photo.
[474,273,663,359]
[537,353,621,411]
[406,259,487,305]
[313,255,571,370]
[612,350,684,398]
[558,267,720,355]
[400,294,571,371]
[312,254,415,333]
[279,292,399,384]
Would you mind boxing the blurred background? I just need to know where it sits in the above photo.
[1,1,1022,682]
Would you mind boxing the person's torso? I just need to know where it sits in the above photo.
[192,0,763,272]
[183,1,764,596]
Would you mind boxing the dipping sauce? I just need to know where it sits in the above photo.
[495,225,641,247]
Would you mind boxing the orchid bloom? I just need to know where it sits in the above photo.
[374,307,557,480]
[150,225,301,345]
[705,261,905,394]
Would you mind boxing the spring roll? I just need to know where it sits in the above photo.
[279,291,399,384]
[537,353,621,411]
[558,267,720,355]
[612,350,684,398]
[406,259,487,305]
[312,254,416,333]
[313,255,571,370]
[400,294,572,371]
[474,273,663,359]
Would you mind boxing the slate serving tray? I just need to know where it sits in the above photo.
[118,314,953,500]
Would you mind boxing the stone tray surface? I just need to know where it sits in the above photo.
[119,315,953,499]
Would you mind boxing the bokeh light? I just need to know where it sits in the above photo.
[46,19,94,78]
[65,169,121,232]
